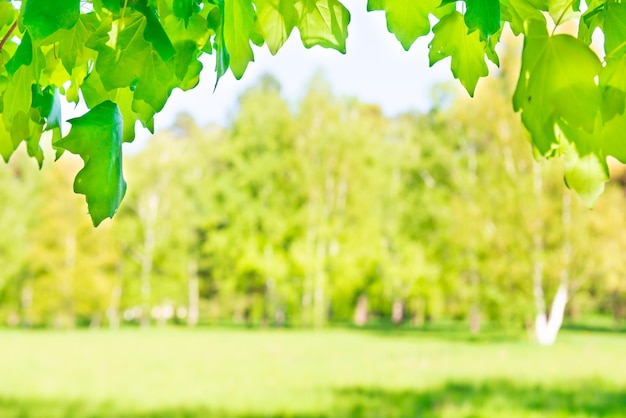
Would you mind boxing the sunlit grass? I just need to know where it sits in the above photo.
[0,328,624,417]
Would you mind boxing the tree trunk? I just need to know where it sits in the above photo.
[107,284,122,329]
[354,294,368,326]
[187,259,199,327]
[313,241,328,328]
[63,232,77,327]
[535,283,568,345]
[139,193,160,327]
[392,299,404,324]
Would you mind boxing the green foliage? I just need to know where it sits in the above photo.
[1,78,625,330]
[56,101,126,226]
[0,0,624,223]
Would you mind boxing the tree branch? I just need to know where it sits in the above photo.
[0,21,17,54]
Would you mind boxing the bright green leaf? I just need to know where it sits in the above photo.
[513,21,601,155]
[0,2,15,28]
[558,120,608,206]
[603,1,626,58]
[500,0,546,36]
[96,15,177,112]
[548,0,580,26]
[255,0,298,55]
[224,0,256,79]
[134,0,177,61]
[429,12,489,96]
[3,65,33,127]
[368,0,440,51]
[295,0,350,53]
[0,117,14,162]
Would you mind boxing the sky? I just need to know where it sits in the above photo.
[136,6,455,141]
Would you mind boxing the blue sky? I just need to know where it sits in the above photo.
[151,6,453,134]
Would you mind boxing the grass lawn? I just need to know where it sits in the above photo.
[0,327,624,417]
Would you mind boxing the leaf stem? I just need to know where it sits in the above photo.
[0,20,18,54]
[551,0,576,36]
[121,0,129,20]
[605,40,626,62]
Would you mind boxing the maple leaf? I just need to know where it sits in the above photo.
[429,12,489,96]
[224,0,257,78]
[295,0,351,53]
[367,0,441,51]
[55,101,126,226]
[465,0,501,38]
[513,21,601,156]
[23,0,80,41]
[255,0,298,55]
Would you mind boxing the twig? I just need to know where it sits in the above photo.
[0,20,17,53]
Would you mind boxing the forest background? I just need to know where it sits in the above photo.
[2,56,626,337]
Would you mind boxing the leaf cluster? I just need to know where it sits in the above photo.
[1,0,626,224]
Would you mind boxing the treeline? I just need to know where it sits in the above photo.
[1,74,626,331]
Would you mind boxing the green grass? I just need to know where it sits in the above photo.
[0,327,624,417]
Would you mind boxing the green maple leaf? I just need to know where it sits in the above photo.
[558,120,608,206]
[96,15,177,112]
[548,0,580,25]
[223,0,256,78]
[599,55,626,121]
[5,31,33,75]
[603,1,626,57]
[513,21,601,155]
[174,0,195,22]
[133,50,178,112]
[0,2,15,28]
[255,0,298,55]
[0,118,13,162]
[94,0,122,13]
[55,101,126,227]
[31,86,62,131]
[603,110,626,163]
[3,66,33,128]
[295,0,351,53]
[133,0,177,61]
[500,0,546,35]
[203,2,229,84]
[48,13,99,73]
[82,71,140,143]
[465,0,501,38]
[23,0,81,41]
[367,0,440,51]
[162,14,209,88]
[429,12,489,96]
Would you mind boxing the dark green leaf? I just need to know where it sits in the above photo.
[56,101,126,226]
[5,31,33,76]
[465,0,501,37]
[23,0,80,41]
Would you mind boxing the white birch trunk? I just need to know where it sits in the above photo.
[533,187,572,346]
[535,283,568,345]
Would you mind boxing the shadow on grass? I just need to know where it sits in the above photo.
[336,320,528,344]
[334,379,626,417]
[0,379,624,418]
